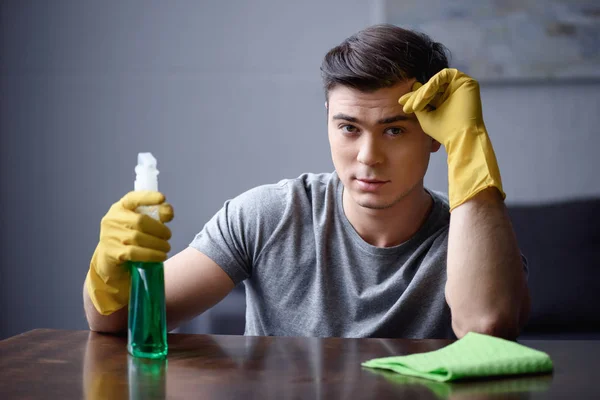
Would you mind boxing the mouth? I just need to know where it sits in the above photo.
[357,178,387,184]
[355,178,389,192]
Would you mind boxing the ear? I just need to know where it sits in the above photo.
[430,139,441,153]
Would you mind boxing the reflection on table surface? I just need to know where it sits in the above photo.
[82,332,554,400]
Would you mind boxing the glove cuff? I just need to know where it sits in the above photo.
[445,125,505,211]
[86,263,130,316]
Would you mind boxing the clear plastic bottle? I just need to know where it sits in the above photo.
[127,152,168,359]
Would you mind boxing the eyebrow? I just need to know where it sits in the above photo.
[331,113,413,124]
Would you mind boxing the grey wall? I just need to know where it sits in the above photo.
[1,0,598,339]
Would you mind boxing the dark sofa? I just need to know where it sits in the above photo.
[190,198,600,339]
[509,198,600,339]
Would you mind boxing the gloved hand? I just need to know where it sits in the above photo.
[399,68,505,210]
[86,191,174,315]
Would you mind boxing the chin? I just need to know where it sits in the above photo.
[354,194,397,210]
[352,182,419,210]
[356,201,394,210]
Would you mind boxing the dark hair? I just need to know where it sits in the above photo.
[320,24,450,100]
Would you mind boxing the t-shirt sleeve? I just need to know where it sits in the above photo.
[189,182,289,285]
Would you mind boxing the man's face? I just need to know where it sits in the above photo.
[327,81,440,210]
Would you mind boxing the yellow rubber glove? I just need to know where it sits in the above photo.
[86,191,174,315]
[399,68,505,211]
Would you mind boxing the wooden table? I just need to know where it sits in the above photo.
[0,329,597,399]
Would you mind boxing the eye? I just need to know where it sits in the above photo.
[340,125,358,134]
[385,127,406,136]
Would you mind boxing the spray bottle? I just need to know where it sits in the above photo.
[127,152,168,359]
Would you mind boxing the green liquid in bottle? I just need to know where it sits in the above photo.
[128,261,167,359]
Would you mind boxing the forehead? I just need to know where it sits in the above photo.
[327,80,415,117]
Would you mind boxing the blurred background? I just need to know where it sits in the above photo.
[1,0,599,340]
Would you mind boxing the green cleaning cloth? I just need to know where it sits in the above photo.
[362,332,553,382]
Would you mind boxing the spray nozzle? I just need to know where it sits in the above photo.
[134,152,159,191]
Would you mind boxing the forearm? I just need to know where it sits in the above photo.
[446,187,529,339]
[83,277,128,334]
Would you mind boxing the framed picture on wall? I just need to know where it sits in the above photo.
[373,0,600,82]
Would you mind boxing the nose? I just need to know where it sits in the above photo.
[356,135,385,166]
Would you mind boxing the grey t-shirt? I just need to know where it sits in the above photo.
[190,172,455,339]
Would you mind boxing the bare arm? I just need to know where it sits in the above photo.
[164,247,235,331]
[83,247,235,333]
[445,188,531,340]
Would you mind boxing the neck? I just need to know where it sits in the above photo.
[342,183,433,248]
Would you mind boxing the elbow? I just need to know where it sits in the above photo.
[85,314,127,335]
[452,312,520,341]
[87,321,124,335]
[84,304,127,335]
[85,307,128,334]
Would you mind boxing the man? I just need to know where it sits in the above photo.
[83,24,530,339]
